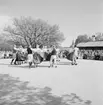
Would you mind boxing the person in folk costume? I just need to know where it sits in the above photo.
[56,47,60,62]
[49,45,57,68]
[37,45,45,62]
[13,45,23,65]
[33,44,42,57]
[27,45,33,68]
[41,45,47,60]
[32,44,40,53]
[4,51,7,59]
[22,46,28,63]
[19,45,24,64]
[15,50,21,65]
[39,45,44,58]
[10,45,18,65]
[72,45,79,65]
[44,47,51,61]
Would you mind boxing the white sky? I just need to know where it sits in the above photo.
[0,0,103,46]
[0,16,11,30]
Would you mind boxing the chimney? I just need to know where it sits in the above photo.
[92,35,95,41]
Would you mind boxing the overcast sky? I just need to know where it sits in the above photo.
[0,0,103,46]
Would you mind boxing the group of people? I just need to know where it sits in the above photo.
[0,51,12,59]
[10,44,59,68]
[79,49,103,60]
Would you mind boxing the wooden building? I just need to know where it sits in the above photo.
[77,41,103,60]
[77,41,103,50]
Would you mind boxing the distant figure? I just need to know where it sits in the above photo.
[56,48,60,62]
[49,45,57,68]
[10,45,17,65]
[72,45,79,65]
[4,51,7,59]
[27,45,33,68]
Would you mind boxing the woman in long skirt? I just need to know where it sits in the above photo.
[27,45,33,68]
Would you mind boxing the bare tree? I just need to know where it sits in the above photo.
[3,17,65,48]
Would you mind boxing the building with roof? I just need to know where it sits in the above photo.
[77,41,103,50]
[77,41,103,60]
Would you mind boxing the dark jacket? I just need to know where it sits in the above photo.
[27,47,32,54]
[51,48,57,55]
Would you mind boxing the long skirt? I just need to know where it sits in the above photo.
[66,52,74,61]
[33,53,43,64]
[27,54,33,62]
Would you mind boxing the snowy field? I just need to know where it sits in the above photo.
[0,58,103,105]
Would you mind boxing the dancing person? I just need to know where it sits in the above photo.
[10,45,17,65]
[27,45,33,68]
[49,45,57,68]
[72,45,79,65]
[56,48,60,62]
[38,45,44,58]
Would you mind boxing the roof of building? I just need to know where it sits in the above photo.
[77,41,103,47]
